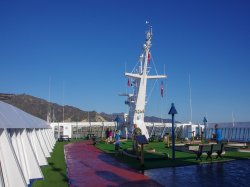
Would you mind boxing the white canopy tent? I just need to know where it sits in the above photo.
[0,101,56,187]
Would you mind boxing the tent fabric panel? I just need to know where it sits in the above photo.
[43,129,53,152]
[36,130,50,158]
[0,129,27,187]
[21,129,44,180]
[30,129,48,166]
[15,129,30,185]
[41,129,52,153]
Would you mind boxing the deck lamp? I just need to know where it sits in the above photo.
[203,117,207,142]
[168,103,178,160]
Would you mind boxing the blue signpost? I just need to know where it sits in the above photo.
[168,103,178,160]
[203,117,207,141]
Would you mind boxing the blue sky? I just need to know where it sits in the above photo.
[0,0,249,123]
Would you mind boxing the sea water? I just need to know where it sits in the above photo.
[144,160,250,187]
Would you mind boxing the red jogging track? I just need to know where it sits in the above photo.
[64,141,163,187]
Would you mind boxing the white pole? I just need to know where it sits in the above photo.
[189,74,193,123]
[47,77,51,123]
[232,112,235,141]
[76,122,78,139]
[57,123,60,140]
[62,81,65,123]
[48,77,51,104]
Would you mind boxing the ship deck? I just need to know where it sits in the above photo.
[64,140,162,187]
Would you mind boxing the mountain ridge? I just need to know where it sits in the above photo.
[2,93,174,123]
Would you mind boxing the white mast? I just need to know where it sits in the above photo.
[122,24,167,139]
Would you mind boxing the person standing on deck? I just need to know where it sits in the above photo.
[108,129,113,142]
[114,130,121,155]
[105,128,110,144]
[213,124,222,144]
[132,124,142,153]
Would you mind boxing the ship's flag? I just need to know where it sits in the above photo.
[127,78,130,87]
[160,81,164,97]
[148,52,151,64]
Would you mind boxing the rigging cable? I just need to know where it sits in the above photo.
[151,54,159,75]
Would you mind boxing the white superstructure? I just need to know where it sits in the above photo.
[121,25,166,139]
[50,121,250,142]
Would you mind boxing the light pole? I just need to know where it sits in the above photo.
[168,103,178,160]
[203,117,207,142]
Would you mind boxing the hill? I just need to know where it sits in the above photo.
[4,94,111,122]
[100,113,176,123]
[2,93,174,123]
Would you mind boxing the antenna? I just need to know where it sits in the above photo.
[48,77,51,103]
[125,62,128,94]
[230,111,235,141]
[145,21,152,40]
[47,77,51,123]
[62,81,65,123]
[232,112,235,127]
[52,108,56,122]
[125,61,127,73]
[189,74,193,123]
